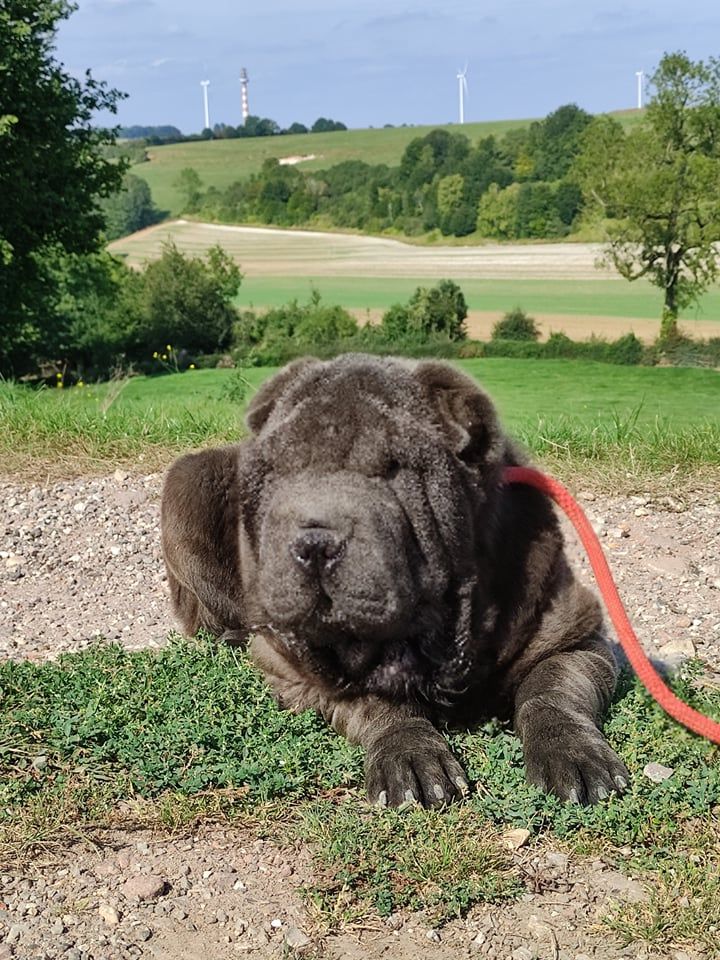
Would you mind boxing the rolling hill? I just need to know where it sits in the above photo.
[131,111,645,217]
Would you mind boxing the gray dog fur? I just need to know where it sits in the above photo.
[161,354,629,807]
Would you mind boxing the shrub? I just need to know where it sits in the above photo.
[133,242,242,356]
[606,332,644,365]
[491,308,540,342]
[230,292,359,366]
[652,334,720,368]
[380,280,468,342]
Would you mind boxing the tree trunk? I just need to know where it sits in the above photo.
[660,304,679,341]
[661,261,680,341]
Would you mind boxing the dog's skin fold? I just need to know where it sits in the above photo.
[161,354,629,807]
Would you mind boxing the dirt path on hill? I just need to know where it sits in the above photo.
[1,471,718,960]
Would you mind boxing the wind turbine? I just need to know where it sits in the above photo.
[457,64,468,124]
[635,70,644,110]
[200,79,210,130]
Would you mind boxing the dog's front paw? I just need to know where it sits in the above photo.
[523,718,629,805]
[365,720,468,808]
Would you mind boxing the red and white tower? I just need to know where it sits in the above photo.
[240,68,250,122]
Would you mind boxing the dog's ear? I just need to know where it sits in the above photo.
[412,361,505,465]
[245,357,319,434]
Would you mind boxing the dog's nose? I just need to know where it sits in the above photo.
[291,527,345,573]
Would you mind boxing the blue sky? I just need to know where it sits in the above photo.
[56,0,720,132]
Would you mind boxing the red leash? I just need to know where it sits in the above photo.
[504,466,720,746]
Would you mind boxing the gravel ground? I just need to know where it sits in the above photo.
[1,471,718,669]
[1,470,719,960]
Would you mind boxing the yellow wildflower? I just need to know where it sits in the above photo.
[189,363,196,369]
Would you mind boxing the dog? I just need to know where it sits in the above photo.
[161,353,629,807]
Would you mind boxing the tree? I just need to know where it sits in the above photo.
[573,52,720,340]
[101,174,162,240]
[476,183,521,238]
[526,103,593,180]
[436,173,466,234]
[311,117,347,133]
[175,168,204,212]
[134,242,242,355]
[0,0,126,372]
[381,280,468,341]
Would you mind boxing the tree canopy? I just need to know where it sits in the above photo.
[0,0,126,372]
[574,52,720,339]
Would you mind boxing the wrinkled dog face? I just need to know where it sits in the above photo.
[243,355,502,687]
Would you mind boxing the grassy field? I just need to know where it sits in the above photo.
[2,360,718,482]
[236,275,720,326]
[108,221,720,337]
[133,112,646,217]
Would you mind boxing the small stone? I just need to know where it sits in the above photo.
[134,926,152,942]
[594,869,649,903]
[471,931,487,948]
[31,755,48,771]
[501,828,531,850]
[98,903,121,925]
[113,468,129,482]
[0,945,14,960]
[232,879,247,891]
[5,925,26,945]
[426,929,441,943]
[659,637,696,665]
[171,906,188,921]
[512,948,535,960]
[284,926,311,949]
[543,852,569,872]
[634,507,650,517]
[643,762,674,784]
[270,918,283,929]
[122,874,167,901]
[527,915,553,939]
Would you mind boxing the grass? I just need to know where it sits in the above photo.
[1,636,718,946]
[132,112,645,217]
[2,361,718,484]
[234,276,720,327]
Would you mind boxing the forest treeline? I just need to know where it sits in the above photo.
[180,104,597,240]
[118,116,348,145]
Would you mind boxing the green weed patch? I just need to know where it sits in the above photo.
[1,637,718,934]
